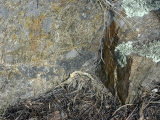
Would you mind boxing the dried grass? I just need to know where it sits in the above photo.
[2,71,116,120]
[2,72,160,119]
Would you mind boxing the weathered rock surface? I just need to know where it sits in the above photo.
[0,0,104,111]
[99,0,160,104]
[126,55,160,103]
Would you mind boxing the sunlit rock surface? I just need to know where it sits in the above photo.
[0,0,104,110]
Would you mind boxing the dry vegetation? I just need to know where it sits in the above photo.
[2,71,160,119]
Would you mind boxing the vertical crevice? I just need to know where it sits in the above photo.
[100,21,118,95]
[116,57,132,104]
[98,11,132,104]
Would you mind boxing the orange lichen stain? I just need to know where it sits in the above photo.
[51,0,75,14]
[14,3,20,7]
[24,14,47,64]
[17,14,48,64]
[28,15,44,50]
[51,3,59,9]
[93,28,97,33]
[12,35,18,40]
[31,56,39,63]
[5,3,11,8]
[29,33,34,40]
[25,18,32,28]
[0,71,7,76]
[24,14,45,29]
[51,3,63,13]
[47,41,51,46]
[32,18,41,31]
[40,14,45,20]
[10,0,20,7]
[52,24,58,29]
[51,3,57,8]
[95,14,101,21]
[61,0,75,3]
[18,11,23,16]
[44,33,50,39]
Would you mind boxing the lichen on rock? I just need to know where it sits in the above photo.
[115,40,160,67]
[0,0,105,113]
[114,41,133,67]
[134,40,160,62]
[122,0,160,17]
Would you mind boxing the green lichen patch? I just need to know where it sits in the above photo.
[115,40,160,67]
[114,41,133,67]
[122,0,160,17]
[134,40,160,62]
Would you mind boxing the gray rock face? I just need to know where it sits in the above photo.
[27,1,42,17]
[4,55,13,63]
[0,0,104,112]
[0,5,9,19]
[59,51,95,74]
[42,17,53,33]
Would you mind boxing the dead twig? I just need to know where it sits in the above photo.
[112,104,134,116]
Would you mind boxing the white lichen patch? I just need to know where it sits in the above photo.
[134,41,160,63]
[115,41,133,55]
[122,0,160,17]
[115,40,160,67]
[65,49,78,59]
[115,41,133,67]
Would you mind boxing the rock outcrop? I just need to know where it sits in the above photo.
[0,0,104,110]
[99,0,160,104]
